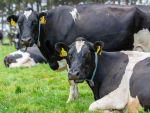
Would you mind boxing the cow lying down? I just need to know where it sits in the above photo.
[4,45,47,68]
[55,37,150,112]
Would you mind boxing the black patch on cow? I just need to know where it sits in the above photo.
[93,52,129,100]
[20,45,47,63]
[130,57,150,111]
[9,54,22,62]
[4,54,22,67]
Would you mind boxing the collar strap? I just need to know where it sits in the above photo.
[85,52,98,82]
[37,20,41,47]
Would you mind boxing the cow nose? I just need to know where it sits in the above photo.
[68,70,80,80]
[21,37,31,46]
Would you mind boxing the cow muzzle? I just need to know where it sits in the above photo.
[68,70,80,80]
[21,37,31,47]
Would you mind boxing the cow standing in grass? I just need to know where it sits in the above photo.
[55,37,150,112]
[7,4,150,102]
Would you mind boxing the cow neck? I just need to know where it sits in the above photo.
[37,22,54,63]
[85,52,98,87]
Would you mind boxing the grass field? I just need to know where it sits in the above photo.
[0,44,96,113]
[0,43,148,113]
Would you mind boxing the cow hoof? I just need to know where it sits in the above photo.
[89,102,99,111]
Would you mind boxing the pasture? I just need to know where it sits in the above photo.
[0,43,148,113]
[0,44,94,112]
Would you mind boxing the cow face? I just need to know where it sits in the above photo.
[7,7,47,47]
[55,37,104,83]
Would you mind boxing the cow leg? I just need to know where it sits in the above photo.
[67,80,79,103]
[89,88,128,111]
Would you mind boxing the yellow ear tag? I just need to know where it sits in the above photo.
[60,48,67,57]
[96,46,102,55]
[11,33,13,36]
[40,16,46,24]
[10,18,16,26]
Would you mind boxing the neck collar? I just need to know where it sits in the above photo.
[85,52,98,87]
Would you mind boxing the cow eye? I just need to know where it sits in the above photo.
[18,22,22,26]
[86,51,91,57]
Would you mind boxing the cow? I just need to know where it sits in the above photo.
[4,44,47,68]
[0,32,3,50]
[6,4,150,102]
[55,37,150,112]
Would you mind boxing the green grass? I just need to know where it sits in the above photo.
[0,45,95,112]
[0,44,148,113]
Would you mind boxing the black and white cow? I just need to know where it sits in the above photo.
[4,45,47,68]
[55,37,150,112]
[7,4,150,102]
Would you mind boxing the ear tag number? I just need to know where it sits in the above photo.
[60,48,67,57]
[96,46,102,55]
[40,16,46,24]
[10,18,16,26]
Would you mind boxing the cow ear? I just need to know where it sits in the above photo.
[38,12,48,20]
[38,12,48,24]
[55,42,69,57]
[93,41,104,55]
[7,15,18,22]
[7,15,18,26]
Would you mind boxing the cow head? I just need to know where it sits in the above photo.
[55,37,104,83]
[7,7,47,47]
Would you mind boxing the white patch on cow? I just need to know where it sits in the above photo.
[127,93,143,112]
[89,51,150,111]
[70,8,80,22]
[76,41,85,53]
[55,59,67,72]
[15,39,19,43]
[134,46,144,52]
[67,80,79,103]
[67,64,70,71]
[9,50,39,68]
[24,10,32,19]
[133,29,150,52]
